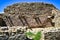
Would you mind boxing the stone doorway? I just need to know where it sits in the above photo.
[0,18,7,26]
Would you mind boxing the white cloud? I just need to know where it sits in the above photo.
[0,12,4,14]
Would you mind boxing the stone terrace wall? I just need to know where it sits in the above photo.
[0,3,56,28]
[0,26,60,40]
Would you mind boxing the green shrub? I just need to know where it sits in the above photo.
[26,31,41,40]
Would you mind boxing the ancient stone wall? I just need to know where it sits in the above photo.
[0,3,60,40]
[0,3,56,28]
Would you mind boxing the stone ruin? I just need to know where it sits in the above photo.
[0,3,56,27]
[0,3,60,40]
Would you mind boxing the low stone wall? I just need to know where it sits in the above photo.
[0,26,60,40]
[0,26,27,32]
[0,26,27,40]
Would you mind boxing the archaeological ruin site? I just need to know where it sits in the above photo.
[0,3,60,40]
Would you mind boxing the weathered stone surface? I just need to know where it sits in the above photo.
[0,26,27,40]
[44,32,60,40]
[4,3,55,14]
[0,3,57,28]
[0,2,60,40]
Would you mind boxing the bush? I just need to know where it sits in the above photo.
[26,31,41,40]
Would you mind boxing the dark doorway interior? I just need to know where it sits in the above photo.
[0,18,7,26]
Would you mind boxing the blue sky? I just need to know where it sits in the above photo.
[0,0,60,13]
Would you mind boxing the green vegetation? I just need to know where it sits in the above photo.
[26,31,41,40]
[26,31,34,37]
